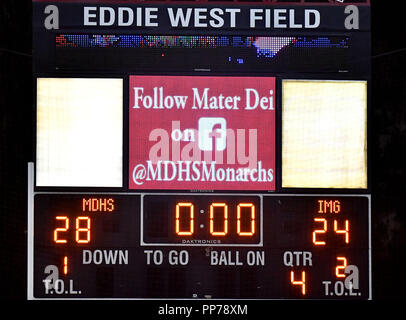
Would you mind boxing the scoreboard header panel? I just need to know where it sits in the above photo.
[33,1,371,33]
[33,1,371,75]
[29,0,371,300]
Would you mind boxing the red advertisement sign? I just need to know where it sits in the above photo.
[129,75,275,190]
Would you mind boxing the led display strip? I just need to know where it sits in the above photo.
[55,34,349,51]
[54,34,351,72]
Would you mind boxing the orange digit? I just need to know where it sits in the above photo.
[210,203,228,236]
[176,203,194,236]
[290,271,306,295]
[312,218,327,245]
[75,216,91,243]
[237,203,255,236]
[63,256,68,275]
[54,216,69,243]
[334,220,350,244]
[336,257,348,278]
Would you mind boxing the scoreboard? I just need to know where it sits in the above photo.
[29,0,371,300]
[31,193,370,298]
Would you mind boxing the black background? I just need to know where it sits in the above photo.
[1,0,405,316]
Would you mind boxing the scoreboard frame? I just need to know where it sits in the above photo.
[29,0,372,300]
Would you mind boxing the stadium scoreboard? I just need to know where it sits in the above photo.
[29,0,371,300]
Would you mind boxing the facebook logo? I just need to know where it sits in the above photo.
[198,117,227,151]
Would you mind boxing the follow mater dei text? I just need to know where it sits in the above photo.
[131,87,274,111]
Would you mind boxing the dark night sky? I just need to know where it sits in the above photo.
[1,0,405,311]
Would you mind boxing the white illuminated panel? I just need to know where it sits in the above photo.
[282,80,367,189]
[36,78,123,187]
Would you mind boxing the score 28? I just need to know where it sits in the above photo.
[54,216,91,244]
[312,200,350,246]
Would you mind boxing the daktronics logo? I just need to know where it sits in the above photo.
[129,76,275,190]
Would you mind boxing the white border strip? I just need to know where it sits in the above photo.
[368,195,372,300]
[27,162,34,300]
